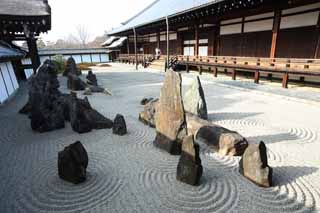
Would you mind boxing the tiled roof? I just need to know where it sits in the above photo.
[0,42,25,60]
[108,0,226,35]
[0,0,50,17]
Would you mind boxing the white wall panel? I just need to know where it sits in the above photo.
[22,58,32,65]
[91,54,101,63]
[280,11,319,29]
[283,2,320,15]
[100,54,109,62]
[183,47,195,56]
[220,24,242,35]
[199,46,208,56]
[221,18,242,25]
[24,69,33,79]
[73,55,82,64]
[245,12,275,21]
[244,19,274,33]
[82,55,92,63]
[6,62,19,90]
[0,68,8,103]
[150,36,157,42]
[0,63,14,96]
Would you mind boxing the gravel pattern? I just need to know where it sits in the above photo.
[0,63,319,212]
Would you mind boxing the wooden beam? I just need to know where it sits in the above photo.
[270,8,281,58]
[26,37,40,74]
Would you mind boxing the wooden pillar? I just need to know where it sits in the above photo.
[199,66,202,75]
[157,31,160,49]
[26,37,40,74]
[270,9,281,58]
[282,72,289,88]
[213,67,218,77]
[314,12,320,58]
[127,37,130,54]
[186,63,189,73]
[133,28,138,70]
[239,17,245,56]
[166,16,170,69]
[195,24,199,57]
[231,68,236,80]
[254,70,260,84]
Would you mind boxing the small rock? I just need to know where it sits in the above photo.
[58,141,88,184]
[139,99,158,128]
[86,70,98,86]
[239,141,273,187]
[177,135,203,186]
[89,85,105,93]
[140,98,153,105]
[67,74,86,91]
[85,109,113,129]
[183,76,208,119]
[113,114,127,136]
[83,88,92,96]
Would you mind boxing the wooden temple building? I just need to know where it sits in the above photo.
[0,0,51,104]
[107,0,320,88]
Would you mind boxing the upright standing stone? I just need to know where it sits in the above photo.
[86,70,98,86]
[183,76,208,120]
[58,141,88,184]
[177,135,203,186]
[153,71,187,155]
[64,57,81,76]
[239,141,273,187]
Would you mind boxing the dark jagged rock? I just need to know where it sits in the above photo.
[153,71,187,155]
[58,141,88,184]
[140,97,154,105]
[86,70,98,86]
[113,114,127,136]
[139,99,158,128]
[20,60,66,133]
[89,85,105,93]
[183,76,208,120]
[63,57,81,76]
[177,135,203,186]
[239,141,273,188]
[69,95,113,133]
[67,74,86,91]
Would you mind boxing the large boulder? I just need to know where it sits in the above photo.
[20,60,66,133]
[58,141,88,184]
[139,99,159,128]
[67,74,86,91]
[113,114,127,136]
[187,113,248,156]
[183,76,208,119]
[177,135,203,186]
[86,70,98,86]
[64,57,81,76]
[239,141,273,187]
[153,71,187,155]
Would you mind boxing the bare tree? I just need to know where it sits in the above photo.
[76,25,91,48]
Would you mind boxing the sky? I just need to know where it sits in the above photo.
[41,0,155,43]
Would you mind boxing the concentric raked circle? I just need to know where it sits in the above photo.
[237,165,320,212]
[139,168,239,212]
[15,152,124,212]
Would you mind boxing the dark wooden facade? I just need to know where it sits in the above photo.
[110,0,320,60]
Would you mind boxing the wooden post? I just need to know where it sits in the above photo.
[282,73,289,88]
[127,37,130,54]
[133,28,138,70]
[231,68,236,80]
[195,24,199,57]
[166,16,170,69]
[213,67,218,77]
[270,8,281,58]
[254,70,260,84]
[186,63,189,73]
[157,31,160,49]
[26,37,41,74]
[239,17,245,56]
[314,12,320,58]
[199,66,202,75]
